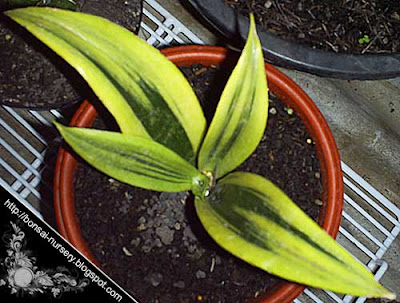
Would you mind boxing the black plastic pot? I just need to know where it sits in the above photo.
[0,0,143,109]
[187,0,400,80]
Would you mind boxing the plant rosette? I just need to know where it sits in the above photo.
[5,7,395,302]
[53,46,344,303]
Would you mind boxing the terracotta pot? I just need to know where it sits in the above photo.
[54,45,344,303]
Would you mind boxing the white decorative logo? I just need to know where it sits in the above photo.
[0,222,89,297]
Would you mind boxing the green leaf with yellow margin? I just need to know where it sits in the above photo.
[5,7,206,162]
[195,172,395,299]
[198,14,268,179]
[55,122,209,194]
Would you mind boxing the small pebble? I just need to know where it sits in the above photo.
[306,138,313,144]
[315,199,323,206]
[188,245,196,254]
[268,152,275,161]
[286,108,294,115]
[154,238,163,248]
[297,2,303,10]
[298,32,306,39]
[194,67,207,76]
[145,273,163,287]
[137,224,146,231]
[315,172,321,179]
[183,226,197,241]
[5,34,12,41]
[122,246,133,257]
[173,281,185,289]
[196,270,206,279]
[210,257,216,272]
[130,237,141,247]
[137,216,146,224]
[264,0,273,9]
[164,218,172,226]
[155,226,174,245]
[269,107,277,115]
[142,245,152,253]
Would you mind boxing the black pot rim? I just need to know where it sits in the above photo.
[187,0,400,80]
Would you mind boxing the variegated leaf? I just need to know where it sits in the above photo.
[198,14,269,178]
[55,122,209,193]
[195,172,395,299]
[6,8,206,162]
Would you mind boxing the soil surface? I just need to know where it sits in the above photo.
[0,0,142,108]
[226,0,400,54]
[74,65,323,303]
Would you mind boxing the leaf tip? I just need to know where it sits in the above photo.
[248,13,259,42]
[4,8,18,19]
[4,7,36,25]
[245,13,263,61]
[367,282,396,300]
[379,288,396,300]
[249,13,256,29]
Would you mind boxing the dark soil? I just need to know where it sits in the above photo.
[0,0,142,109]
[226,0,400,54]
[73,65,323,303]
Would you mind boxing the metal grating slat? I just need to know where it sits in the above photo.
[3,106,48,144]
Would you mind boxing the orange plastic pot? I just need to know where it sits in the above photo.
[54,45,344,303]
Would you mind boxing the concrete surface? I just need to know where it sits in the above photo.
[282,69,400,207]
[164,0,400,299]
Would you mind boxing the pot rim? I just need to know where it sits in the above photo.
[54,45,344,303]
[186,0,400,80]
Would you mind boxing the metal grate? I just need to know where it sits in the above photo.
[139,0,203,47]
[1,106,63,219]
[294,162,400,303]
[1,1,399,302]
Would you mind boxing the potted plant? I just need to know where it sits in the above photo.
[186,0,400,80]
[0,0,142,108]
[56,46,337,303]
[5,7,396,302]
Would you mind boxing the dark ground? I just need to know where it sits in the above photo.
[226,0,400,54]
[0,0,142,108]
